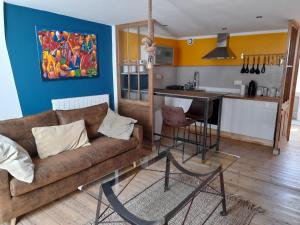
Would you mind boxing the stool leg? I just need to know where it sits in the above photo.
[157,136,161,155]
[209,123,212,148]
[198,121,203,154]
[182,126,187,162]
[172,127,176,147]
[194,122,198,154]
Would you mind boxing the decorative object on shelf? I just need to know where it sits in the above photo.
[142,0,156,69]
[35,26,98,80]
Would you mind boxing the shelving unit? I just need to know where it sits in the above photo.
[116,20,154,145]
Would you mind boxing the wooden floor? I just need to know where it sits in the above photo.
[17,126,300,225]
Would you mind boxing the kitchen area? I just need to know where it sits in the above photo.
[152,31,287,148]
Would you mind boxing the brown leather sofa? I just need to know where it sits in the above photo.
[0,103,145,224]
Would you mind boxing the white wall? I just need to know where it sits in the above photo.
[0,0,22,120]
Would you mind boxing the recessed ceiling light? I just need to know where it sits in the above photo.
[256,16,263,19]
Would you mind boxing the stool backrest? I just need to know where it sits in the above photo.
[161,105,186,127]
[187,99,214,118]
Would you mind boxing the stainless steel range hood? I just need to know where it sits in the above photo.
[202,33,236,59]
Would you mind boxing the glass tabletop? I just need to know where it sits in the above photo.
[79,150,239,225]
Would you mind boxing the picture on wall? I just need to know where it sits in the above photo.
[36,27,98,80]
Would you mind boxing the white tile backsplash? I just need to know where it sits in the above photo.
[154,65,283,91]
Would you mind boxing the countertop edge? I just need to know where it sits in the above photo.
[224,95,280,103]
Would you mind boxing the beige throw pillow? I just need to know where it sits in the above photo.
[32,120,90,159]
[98,108,137,140]
[0,134,34,183]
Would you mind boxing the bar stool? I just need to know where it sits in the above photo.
[185,99,214,152]
[158,105,196,162]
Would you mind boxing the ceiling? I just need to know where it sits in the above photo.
[5,0,300,37]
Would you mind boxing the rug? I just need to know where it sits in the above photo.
[85,176,264,225]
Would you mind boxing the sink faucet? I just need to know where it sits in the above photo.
[193,71,200,89]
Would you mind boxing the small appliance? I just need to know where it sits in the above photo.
[248,80,257,97]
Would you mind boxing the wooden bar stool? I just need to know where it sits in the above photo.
[185,99,214,153]
[158,105,196,162]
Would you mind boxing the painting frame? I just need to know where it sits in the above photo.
[35,25,99,81]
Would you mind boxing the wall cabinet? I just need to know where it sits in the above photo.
[141,46,174,66]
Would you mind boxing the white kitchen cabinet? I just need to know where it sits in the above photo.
[164,97,278,141]
[221,98,278,140]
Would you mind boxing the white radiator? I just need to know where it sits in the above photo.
[52,94,109,110]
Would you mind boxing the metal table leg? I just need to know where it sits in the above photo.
[94,185,103,225]
[219,171,227,216]
[216,97,223,151]
[202,99,209,160]
[164,153,171,191]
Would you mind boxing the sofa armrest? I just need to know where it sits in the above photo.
[0,169,11,204]
[133,124,143,147]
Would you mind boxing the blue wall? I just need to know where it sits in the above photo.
[4,3,114,116]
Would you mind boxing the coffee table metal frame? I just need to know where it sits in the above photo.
[94,151,227,225]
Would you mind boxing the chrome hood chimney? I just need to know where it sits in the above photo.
[202,33,236,59]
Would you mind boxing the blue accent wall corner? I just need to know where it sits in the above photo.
[4,3,114,115]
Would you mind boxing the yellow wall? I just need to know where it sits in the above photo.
[119,31,288,66]
[176,33,288,66]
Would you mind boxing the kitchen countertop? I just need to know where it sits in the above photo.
[154,88,227,100]
[224,94,280,103]
[154,88,280,103]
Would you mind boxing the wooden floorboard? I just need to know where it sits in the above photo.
[18,126,300,225]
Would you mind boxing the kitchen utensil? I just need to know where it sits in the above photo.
[250,57,256,74]
[261,56,266,73]
[122,65,129,73]
[256,86,263,96]
[262,87,268,96]
[248,80,257,97]
[241,57,246,73]
[139,65,146,72]
[255,57,260,74]
[130,65,137,73]
[240,84,246,96]
[245,57,250,73]
[268,87,277,97]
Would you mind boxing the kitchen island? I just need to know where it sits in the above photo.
[154,88,278,147]
[154,88,228,160]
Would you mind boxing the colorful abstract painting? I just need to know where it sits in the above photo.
[36,27,98,80]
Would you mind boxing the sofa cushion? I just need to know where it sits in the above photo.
[32,120,90,159]
[0,111,58,157]
[86,136,139,165]
[56,103,108,140]
[10,146,92,197]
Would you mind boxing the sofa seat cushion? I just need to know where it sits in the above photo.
[86,136,139,165]
[10,147,93,197]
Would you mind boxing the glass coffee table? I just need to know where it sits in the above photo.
[79,150,238,225]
